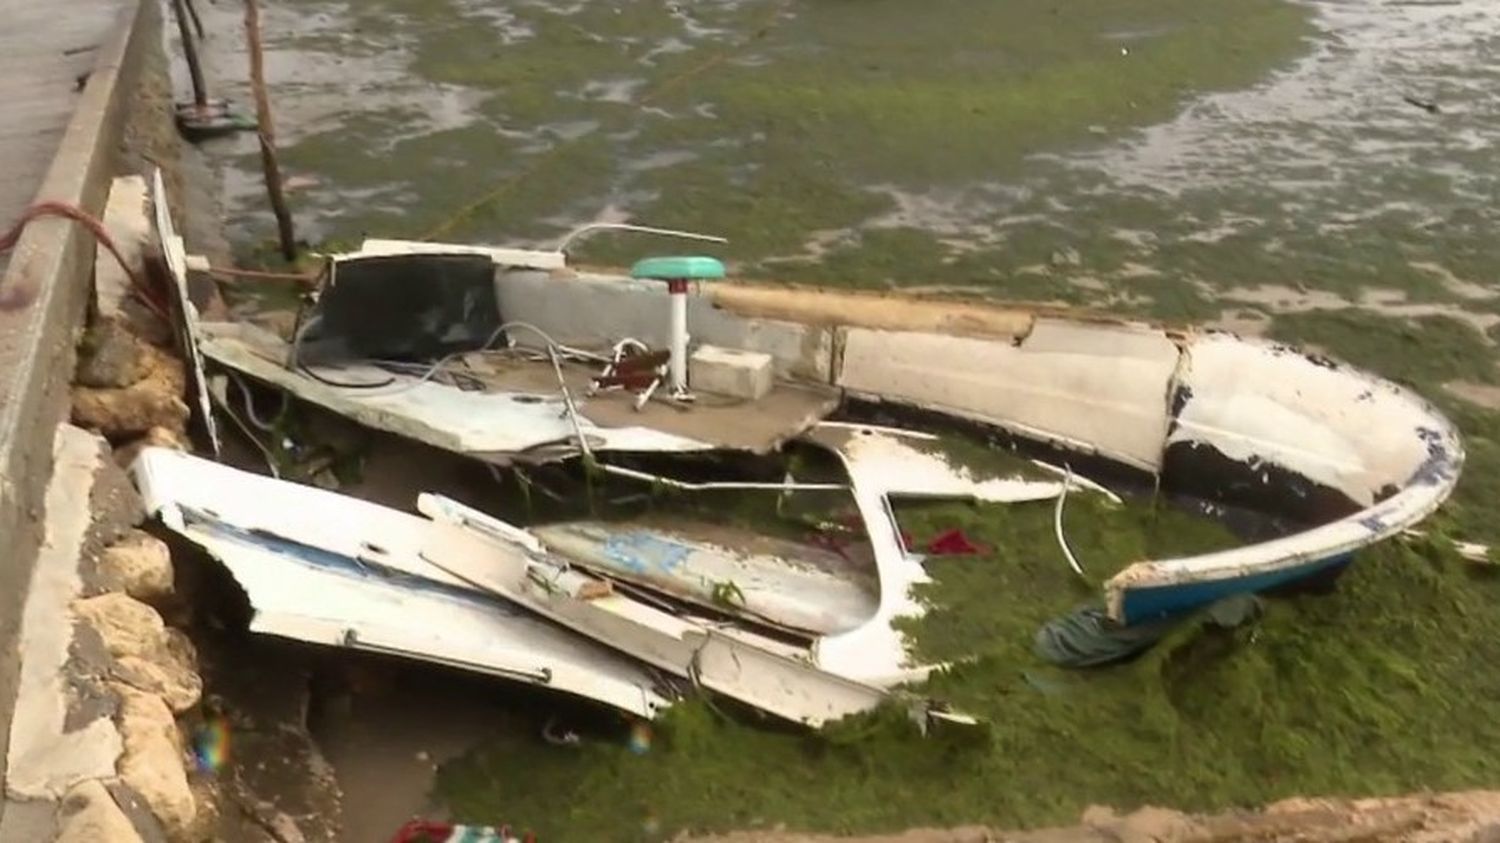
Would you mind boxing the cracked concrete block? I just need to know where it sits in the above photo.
[690,344,774,400]
[55,779,144,843]
[97,531,174,606]
[6,426,124,801]
[113,684,195,841]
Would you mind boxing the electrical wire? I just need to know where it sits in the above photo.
[210,388,282,479]
[227,370,284,432]
[301,320,572,399]
[1053,464,1088,581]
[287,312,396,389]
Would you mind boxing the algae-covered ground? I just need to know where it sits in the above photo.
[180,0,1500,837]
[434,485,1500,839]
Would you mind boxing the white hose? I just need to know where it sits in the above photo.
[1054,464,1088,580]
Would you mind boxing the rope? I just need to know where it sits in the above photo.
[0,201,169,317]
[207,264,321,283]
[638,0,790,106]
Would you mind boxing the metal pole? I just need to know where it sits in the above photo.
[171,0,208,108]
[668,279,690,398]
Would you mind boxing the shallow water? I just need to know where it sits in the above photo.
[188,0,1498,325]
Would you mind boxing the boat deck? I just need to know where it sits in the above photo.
[201,322,842,458]
[456,352,841,454]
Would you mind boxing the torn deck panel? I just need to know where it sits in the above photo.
[199,322,838,461]
[418,515,892,727]
[802,422,1070,504]
[795,421,1104,686]
[131,448,673,719]
[532,520,879,636]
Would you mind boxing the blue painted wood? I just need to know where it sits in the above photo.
[1118,553,1352,624]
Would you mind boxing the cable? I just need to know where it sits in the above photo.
[1054,464,1088,581]
[287,312,396,389]
[309,320,568,398]
[210,388,281,479]
[1,201,169,317]
[206,264,320,283]
[227,370,284,432]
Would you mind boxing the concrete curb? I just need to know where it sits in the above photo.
[0,0,150,797]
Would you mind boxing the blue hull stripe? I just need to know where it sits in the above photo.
[1119,553,1352,624]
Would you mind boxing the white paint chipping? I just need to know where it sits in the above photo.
[1169,333,1440,506]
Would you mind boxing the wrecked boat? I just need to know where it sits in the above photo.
[142,174,1462,723]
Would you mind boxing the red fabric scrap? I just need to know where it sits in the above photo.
[391,820,454,843]
[925,528,987,556]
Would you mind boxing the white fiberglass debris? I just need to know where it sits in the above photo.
[130,448,673,719]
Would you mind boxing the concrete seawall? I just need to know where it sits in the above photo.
[0,0,150,801]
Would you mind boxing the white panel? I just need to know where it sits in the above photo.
[131,448,671,718]
[199,322,710,457]
[495,271,835,381]
[151,168,222,455]
[837,319,1181,470]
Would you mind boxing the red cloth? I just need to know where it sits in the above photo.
[391,820,536,843]
[926,528,987,556]
[391,820,454,843]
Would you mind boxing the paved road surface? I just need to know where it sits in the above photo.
[0,0,125,274]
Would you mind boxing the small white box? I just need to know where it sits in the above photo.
[689,345,774,401]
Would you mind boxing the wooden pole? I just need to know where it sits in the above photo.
[171,0,208,107]
[243,0,297,261]
[183,0,206,40]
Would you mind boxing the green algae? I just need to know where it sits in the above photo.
[1269,310,1500,389]
[404,323,1499,839]
[891,494,1242,662]
[264,0,1312,277]
[435,489,1500,839]
[430,427,1500,840]
[909,433,1054,485]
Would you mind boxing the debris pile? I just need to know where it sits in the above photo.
[119,175,1468,734]
[27,164,1473,839]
